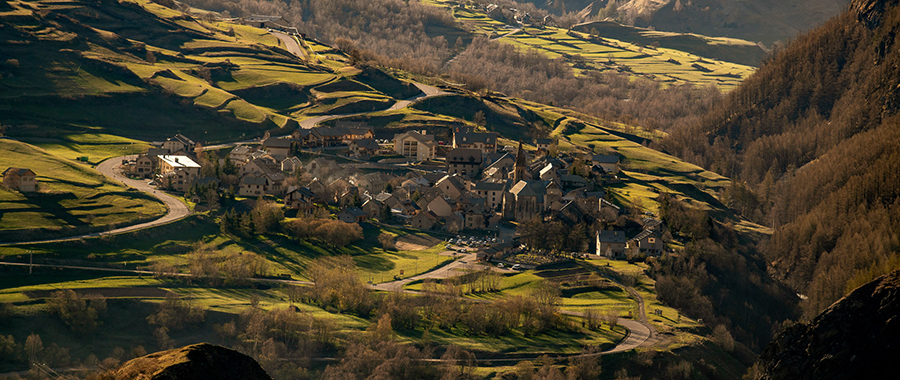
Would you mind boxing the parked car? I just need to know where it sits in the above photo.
[511,264,522,270]
[496,263,505,268]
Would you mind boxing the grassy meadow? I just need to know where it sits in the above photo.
[0,140,166,239]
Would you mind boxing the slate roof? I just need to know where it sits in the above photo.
[230,145,254,156]
[447,148,482,164]
[2,167,35,177]
[437,174,467,190]
[510,180,553,203]
[472,181,506,192]
[372,193,392,203]
[341,207,367,217]
[241,175,268,186]
[632,229,660,241]
[560,174,586,183]
[170,133,195,147]
[454,130,498,145]
[263,137,293,149]
[287,186,316,199]
[394,131,435,144]
[592,155,620,164]
[352,138,379,151]
[597,230,627,243]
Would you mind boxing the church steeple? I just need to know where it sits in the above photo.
[513,141,527,182]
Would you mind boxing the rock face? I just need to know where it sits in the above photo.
[755,268,900,380]
[853,0,900,28]
[111,343,272,380]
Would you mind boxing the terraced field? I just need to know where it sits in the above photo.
[0,0,422,142]
[425,0,758,91]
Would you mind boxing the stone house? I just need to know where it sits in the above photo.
[228,145,256,164]
[262,137,293,160]
[595,230,627,259]
[349,138,379,157]
[159,134,196,155]
[442,212,465,233]
[157,155,201,192]
[470,181,506,210]
[281,156,302,173]
[452,127,498,154]
[2,167,37,192]
[410,211,438,230]
[239,174,269,197]
[435,174,467,200]
[284,187,318,215]
[446,148,482,178]
[337,207,367,224]
[592,154,620,175]
[393,130,437,162]
[627,229,664,257]
[134,155,155,179]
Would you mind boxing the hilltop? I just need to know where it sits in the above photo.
[106,343,271,380]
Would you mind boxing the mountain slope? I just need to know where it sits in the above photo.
[753,267,900,380]
[0,0,417,142]
[661,0,900,316]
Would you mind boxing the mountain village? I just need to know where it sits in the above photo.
[112,123,666,266]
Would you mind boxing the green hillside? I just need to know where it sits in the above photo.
[0,139,165,241]
[0,0,421,143]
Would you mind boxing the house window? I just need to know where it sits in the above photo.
[648,238,655,243]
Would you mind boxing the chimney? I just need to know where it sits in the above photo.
[174,157,179,163]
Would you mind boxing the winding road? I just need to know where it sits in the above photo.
[271,31,307,59]
[0,156,191,246]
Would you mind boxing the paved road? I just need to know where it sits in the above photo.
[0,156,191,246]
[492,28,522,41]
[271,31,307,59]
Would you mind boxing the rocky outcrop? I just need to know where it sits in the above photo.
[110,343,271,380]
[853,0,900,28]
[754,268,900,380]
